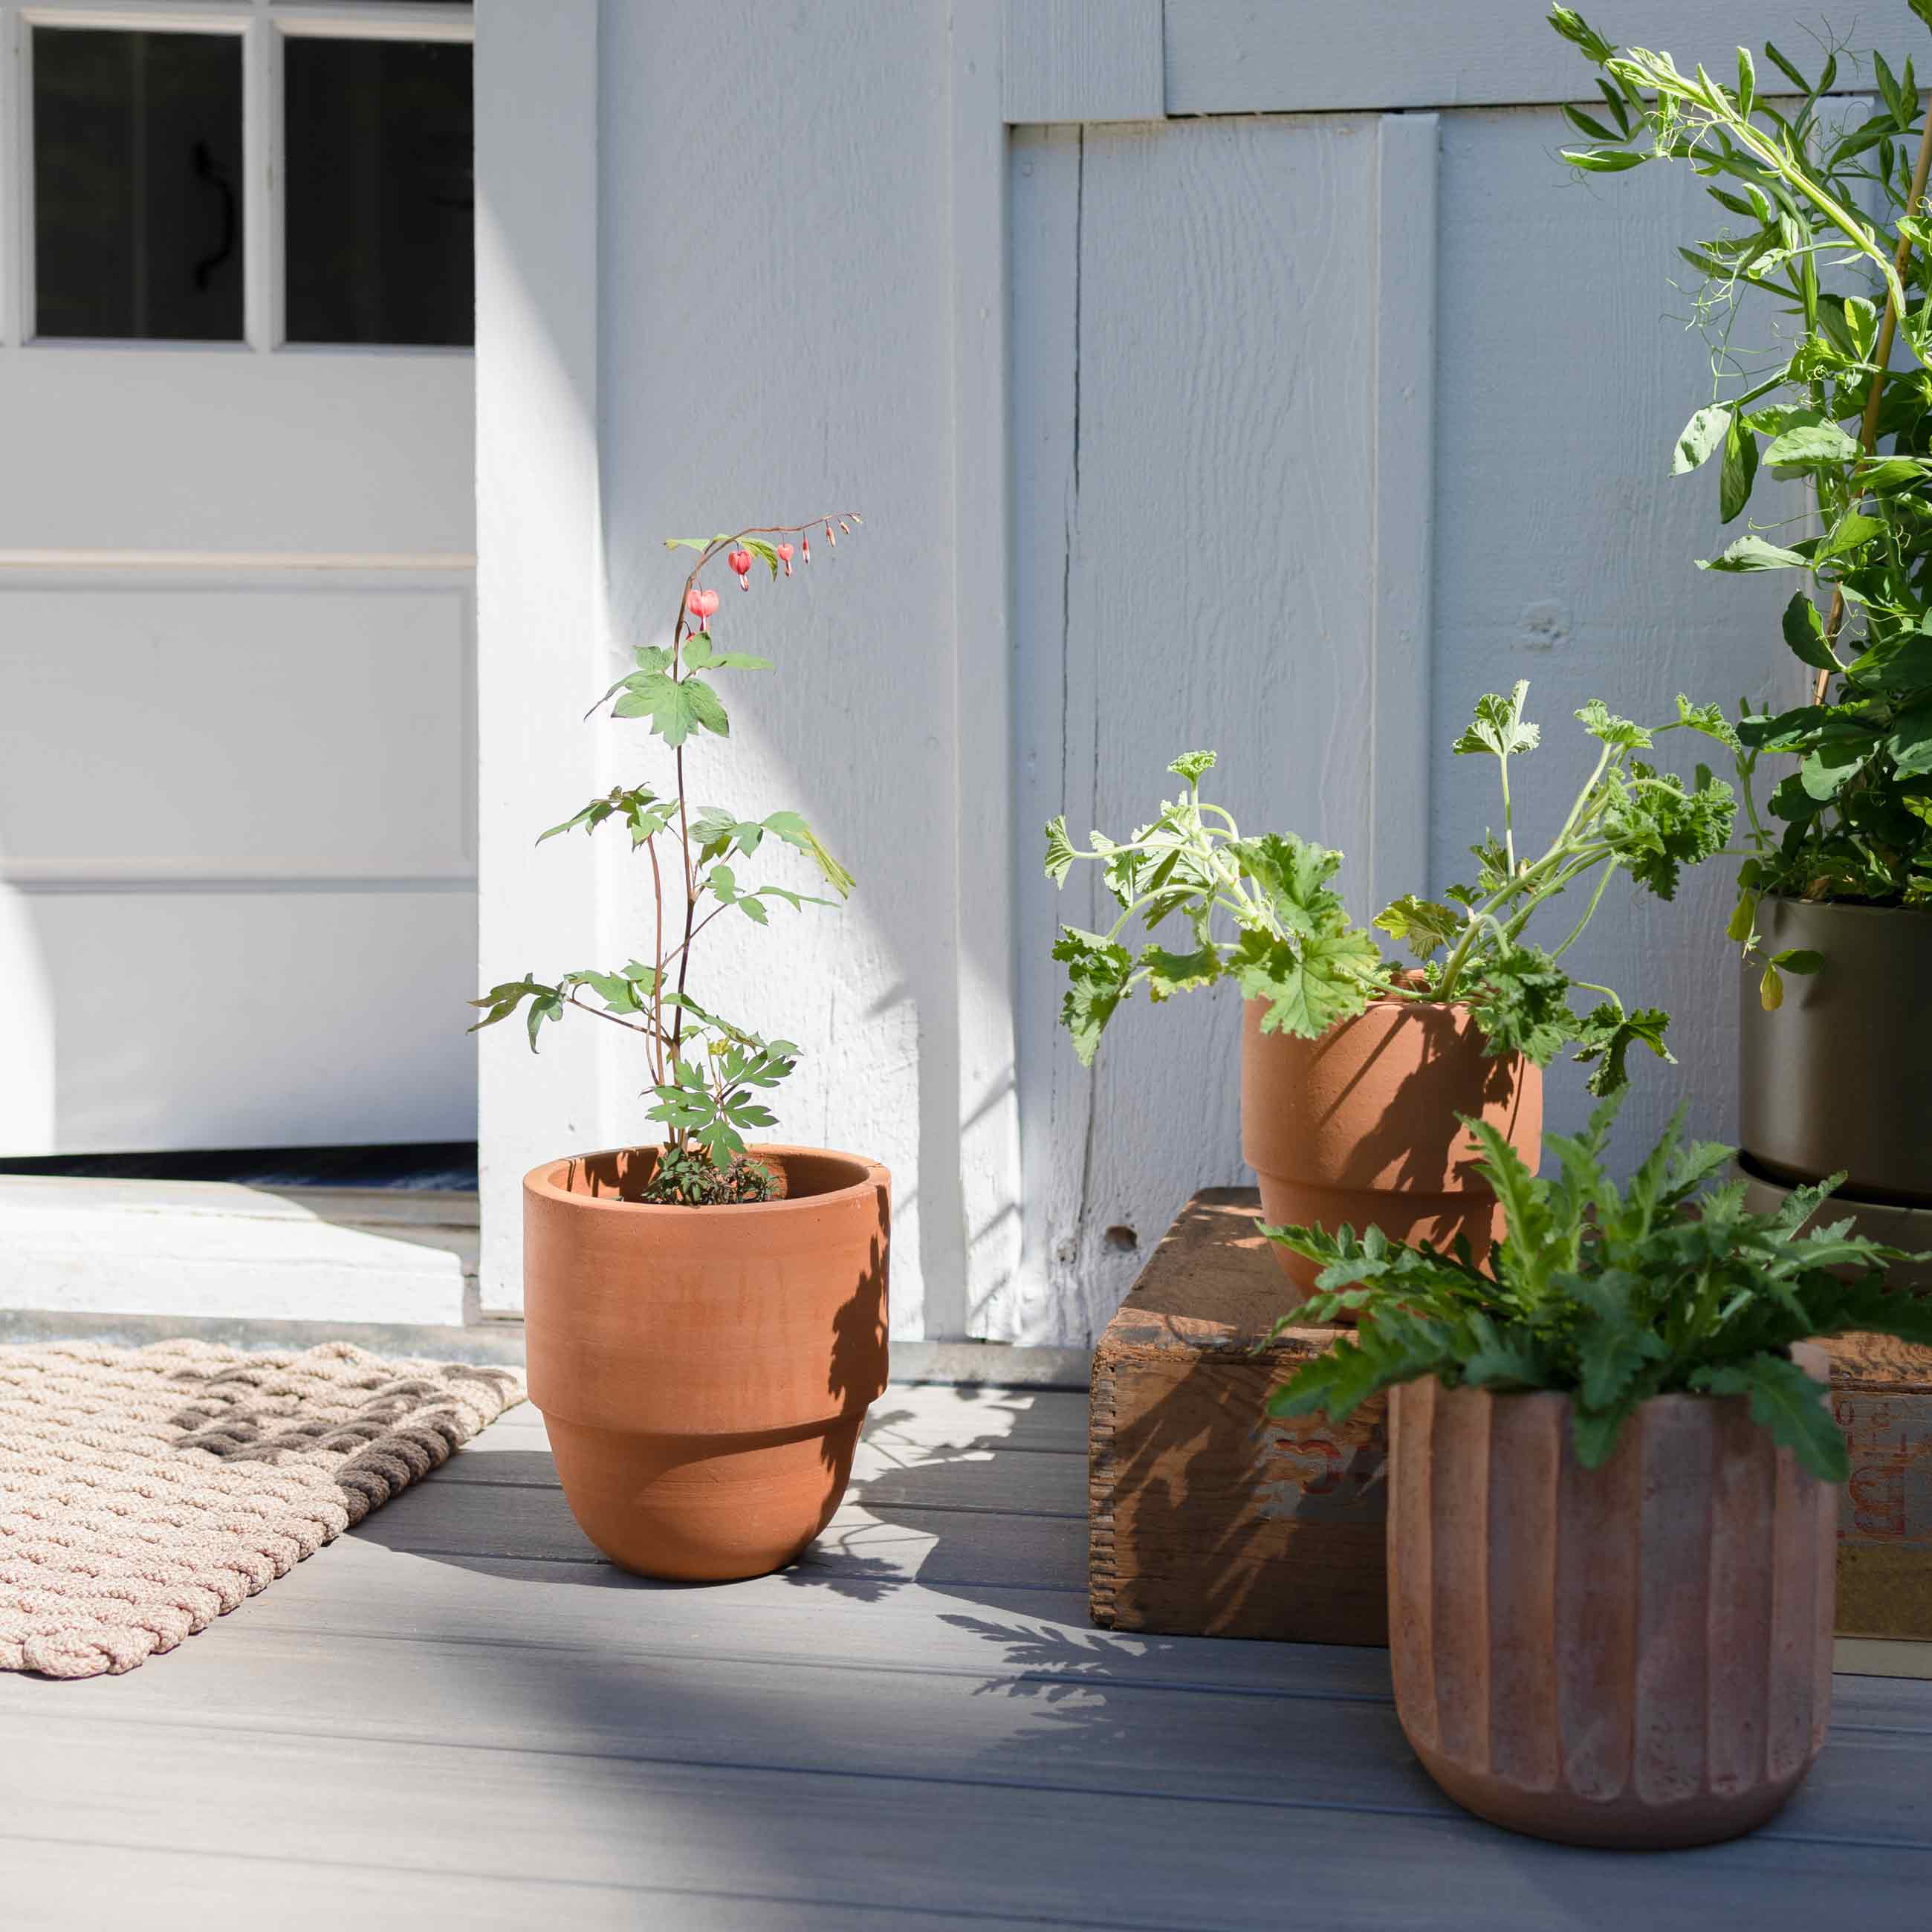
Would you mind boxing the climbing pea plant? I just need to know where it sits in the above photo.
[472,514,862,1205]
[1552,7,1932,994]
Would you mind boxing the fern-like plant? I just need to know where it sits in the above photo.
[1265,1093,1932,1480]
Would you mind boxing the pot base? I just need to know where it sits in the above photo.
[545,1411,864,1583]
[1411,1739,1805,1850]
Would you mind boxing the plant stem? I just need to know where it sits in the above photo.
[1550,860,1614,960]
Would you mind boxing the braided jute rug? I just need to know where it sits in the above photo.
[0,1340,523,1679]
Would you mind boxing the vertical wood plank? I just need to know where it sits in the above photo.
[951,0,1021,1338]
[1004,123,1084,1344]
[242,11,278,351]
[1366,111,1436,921]
[1002,0,1163,126]
[474,0,606,1311]
[1011,117,1378,1343]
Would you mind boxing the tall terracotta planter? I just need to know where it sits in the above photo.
[1241,996,1543,1297]
[522,1144,889,1583]
[1388,1358,1835,1849]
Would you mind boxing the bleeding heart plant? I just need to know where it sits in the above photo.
[472,513,863,1205]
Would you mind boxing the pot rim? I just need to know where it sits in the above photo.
[1757,892,1932,923]
[523,1141,887,1218]
[1397,1341,1828,1416]
[1241,989,1483,1025]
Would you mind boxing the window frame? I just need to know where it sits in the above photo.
[2,0,474,353]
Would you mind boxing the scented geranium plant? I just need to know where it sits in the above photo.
[1552,7,1932,997]
[472,513,862,1205]
[1046,682,1734,1094]
[1265,1090,1932,1479]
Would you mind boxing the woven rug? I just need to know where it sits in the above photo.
[0,1340,522,1679]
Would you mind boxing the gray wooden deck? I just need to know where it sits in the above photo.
[3,1383,1931,1930]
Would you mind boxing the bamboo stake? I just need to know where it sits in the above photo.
[1815,97,1932,701]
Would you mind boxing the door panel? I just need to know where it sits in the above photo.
[0,579,471,879]
[16,888,474,1151]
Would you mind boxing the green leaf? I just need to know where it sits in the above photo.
[1560,145,1645,172]
[1575,699,1650,751]
[1373,895,1462,962]
[1763,421,1861,468]
[1780,593,1837,672]
[1051,927,1135,1066]
[682,638,774,672]
[762,810,856,897]
[1230,832,1351,941]
[1167,750,1217,784]
[1888,703,1932,779]
[1453,681,1540,759]
[1043,814,1078,886]
[1672,405,1731,474]
[1698,535,1810,572]
[1231,927,1379,1040]
[611,672,730,747]
[1690,1355,1847,1482]
[1719,412,1759,522]
[1770,948,1823,974]
[1139,943,1222,1001]
[1815,512,1886,563]
[1465,944,1575,1066]
[1674,694,1742,751]
[1570,1002,1673,1098]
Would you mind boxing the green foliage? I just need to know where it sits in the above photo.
[1554,12,1932,917]
[471,514,864,1201]
[1265,1092,1932,1480]
[1043,684,1731,1088]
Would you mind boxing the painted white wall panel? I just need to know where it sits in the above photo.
[0,351,475,558]
[1008,117,1380,1342]
[0,581,472,878]
[1164,3,1925,116]
[585,0,958,1337]
[2,888,474,1153]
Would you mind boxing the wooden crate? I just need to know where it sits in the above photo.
[1090,1188,1932,1644]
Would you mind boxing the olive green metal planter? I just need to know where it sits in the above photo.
[1738,898,1932,1208]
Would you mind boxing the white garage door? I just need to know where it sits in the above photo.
[0,0,476,1155]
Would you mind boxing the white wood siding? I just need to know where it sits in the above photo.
[479,1,1868,1341]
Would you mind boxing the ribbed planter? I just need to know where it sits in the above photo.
[1740,897,1932,1206]
[1241,996,1542,1300]
[1388,1359,1835,1849]
[522,1144,889,1583]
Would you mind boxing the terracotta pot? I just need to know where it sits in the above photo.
[1388,1355,1835,1849]
[522,1144,889,1583]
[1240,996,1542,1298]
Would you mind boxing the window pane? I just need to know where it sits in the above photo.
[284,39,474,348]
[33,29,245,342]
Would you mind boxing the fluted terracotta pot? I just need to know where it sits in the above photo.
[1388,1355,1835,1849]
[522,1144,889,1583]
[1241,996,1542,1300]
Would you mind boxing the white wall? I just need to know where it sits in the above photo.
[479,0,992,1337]
[479,1,1884,1344]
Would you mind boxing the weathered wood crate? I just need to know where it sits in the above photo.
[1090,1189,1932,1644]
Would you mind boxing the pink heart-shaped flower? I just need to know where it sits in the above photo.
[687,586,720,624]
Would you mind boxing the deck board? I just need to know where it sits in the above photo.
[3,1385,1931,1930]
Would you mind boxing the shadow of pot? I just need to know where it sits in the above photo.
[522,1144,889,1582]
[1240,996,1541,1301]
